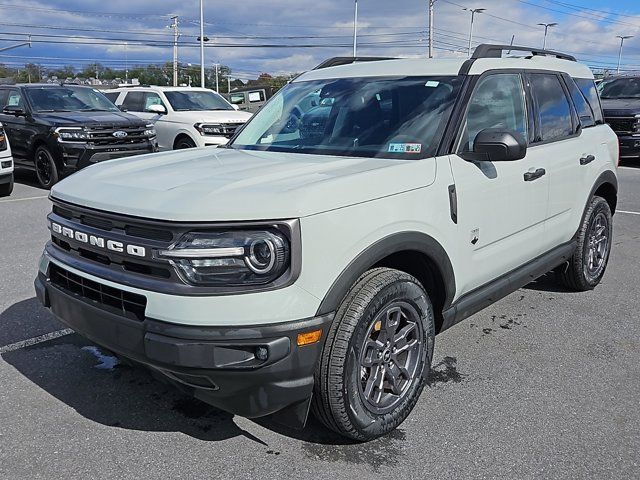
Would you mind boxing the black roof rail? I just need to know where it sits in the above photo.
[472,43,576,62]
[313,56,397,70]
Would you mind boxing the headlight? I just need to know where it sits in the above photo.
[55,127,90,142]
[158,229,290,286]
[194,123,224,136]
[144,124,156,138]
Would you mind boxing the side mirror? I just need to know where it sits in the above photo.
[470,128,527,161]
[118,105,128,112]
[231,104,240,111]
[146,104,167,115]
[3,106,25,117]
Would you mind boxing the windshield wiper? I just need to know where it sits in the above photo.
[37,109,73,113]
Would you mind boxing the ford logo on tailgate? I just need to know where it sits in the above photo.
[112,131,128,138]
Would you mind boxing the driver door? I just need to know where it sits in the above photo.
[448,72,550,296]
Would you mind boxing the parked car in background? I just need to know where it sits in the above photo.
[0,84,157,189]
[227,85,278,113]
[105,86,252,150]
[0,121,13,196]
[599,75,640,159]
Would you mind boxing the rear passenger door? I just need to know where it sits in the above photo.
[122,91,171,150]
[524,72,594,250]
[448,72,550,295]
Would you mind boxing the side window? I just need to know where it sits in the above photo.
[248,90,265,103]
[529,74,574,142]
[142,92,165,111]
[5,89,24,108]
[0,90,7,108]
[574,78,604,124]
[459,73,528,153]
[103,92,120,104]
[230,93,245,105]
[564,77,595,128]
[121,91,144,112]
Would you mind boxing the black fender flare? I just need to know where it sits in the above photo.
[587,169,617,213]
[315,231,456,316]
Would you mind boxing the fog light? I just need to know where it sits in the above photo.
[297,329,322,346]
[1,161,11,169]
[255,346,269,361]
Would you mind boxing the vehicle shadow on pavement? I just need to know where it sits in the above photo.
[522,272,575,293]
[1,298,355,447]
[13,170,46,190]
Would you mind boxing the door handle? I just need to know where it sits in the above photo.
[580,154,595,165]
[524,168,546,182]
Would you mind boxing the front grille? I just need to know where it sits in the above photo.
[605,117,638,134]
[50,263,147,321]
[85,125,151,146]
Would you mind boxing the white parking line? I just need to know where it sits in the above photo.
[0,329,74,354]
[618,210,640,216]
[0,195,48,204]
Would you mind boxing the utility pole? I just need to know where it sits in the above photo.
[537,22,558,50]
[213,63,219,92]
[463,7,485,57]
[353,0,358,57]
[199,0,205,88]
[428,0,436,58]
[125,42,128,83]
[170,15,179,86]
[227,76,231,94]
[617,35,633,74]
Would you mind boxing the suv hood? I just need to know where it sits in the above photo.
[601,98,640,115]
[51,148,433,221]
[36,110,147,127]
[168,110,252,124]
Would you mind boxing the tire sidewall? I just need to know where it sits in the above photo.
[34,146,59,189]
[581,198,612,287]
[342,278,435,439]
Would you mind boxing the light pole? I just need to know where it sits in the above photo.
[124,42,128,83]
[428,0,438,58]
[0,34,31,53]
[213,63,219,93]
[199,0,205,88]
[537,22,557,50]
[353,0,358,57]
[617,35,633,74]
[463,7,485,57]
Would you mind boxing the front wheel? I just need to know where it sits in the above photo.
[311,268,435,441]
[34,146,59,189]
[174,136,197,149]
[558,196,612,291]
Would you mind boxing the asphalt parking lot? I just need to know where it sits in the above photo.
[1,166,639,480]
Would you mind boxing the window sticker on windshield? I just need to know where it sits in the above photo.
[425,81,440,88]
[388,143,422,154]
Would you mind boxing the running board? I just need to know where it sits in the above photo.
[441,241,576,331]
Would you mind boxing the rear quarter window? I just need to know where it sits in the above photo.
[564,77,595,128]
[574,78,604,124]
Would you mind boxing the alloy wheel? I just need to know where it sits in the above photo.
[584,211,609,280]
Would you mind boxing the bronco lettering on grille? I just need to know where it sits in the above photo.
[51,222,146,257]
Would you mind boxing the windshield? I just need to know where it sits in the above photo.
[600,78,640,99]
[164,90,233,111]
[230,76,463,159]
[25,87,120,113]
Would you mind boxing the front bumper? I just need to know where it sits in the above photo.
[34,270,332,419]
[0,172,12,185]
[58,140,158,173]
[617,135,640,159]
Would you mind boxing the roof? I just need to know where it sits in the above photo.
[105,86,215,92]
[295,50,593,83]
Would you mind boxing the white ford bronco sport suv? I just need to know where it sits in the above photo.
[104,86,252,150]
[36,45,618,441]
[0,122,14,196]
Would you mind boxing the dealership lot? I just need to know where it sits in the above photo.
[1,167,639,479]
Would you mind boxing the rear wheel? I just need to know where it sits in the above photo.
[0,173,13,197]
[174,136,196,149]
[312,268,435,441]
[34,146,59,189]
[558,196,612,291]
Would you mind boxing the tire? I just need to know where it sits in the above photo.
[311,268,435,441]
[0,173,13,197]
[34,146,59,189]
[174,136,197,149]
[558,196,612,291]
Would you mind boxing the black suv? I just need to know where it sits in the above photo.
[0,84,158,188]
[600,75,640,159]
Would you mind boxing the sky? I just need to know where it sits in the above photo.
[2,0,640,79]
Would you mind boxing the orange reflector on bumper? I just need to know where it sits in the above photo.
[297,329,322,346]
